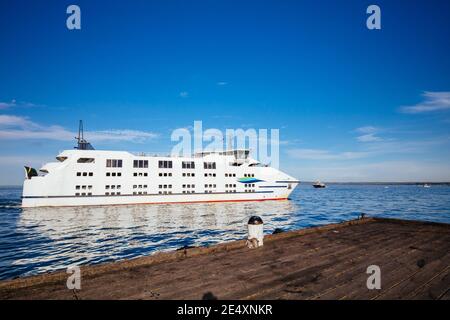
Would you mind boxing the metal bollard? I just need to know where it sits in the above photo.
[247,216,264,248]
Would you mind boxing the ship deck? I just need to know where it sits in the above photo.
[0,217,449,300]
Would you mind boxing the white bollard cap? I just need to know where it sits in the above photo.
[247,216,264,248]
[248,216,263,225]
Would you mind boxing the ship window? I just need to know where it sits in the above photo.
[112,172,116,177]
[134,160,148,168]
[182,161,195,169]
[75,193,80,196]
[76,185,80,190]
[56,156,68,162]
[77,158,95,163]
[158,160,172,169]
[77,172,81,176]
[204,162,216,169]
[89,172,93,176]
[134,173,137,176]
[82,172,87,176]
[106,172,111,176]
[107,159,123,168]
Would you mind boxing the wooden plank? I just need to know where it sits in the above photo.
[315,234,450,299]
[265,227,435,300]
[0,218,449,300]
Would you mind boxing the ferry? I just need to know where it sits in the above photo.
[22,123,299,208]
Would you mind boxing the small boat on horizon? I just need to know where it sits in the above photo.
[423,184,431,188]
[313,181,326,188]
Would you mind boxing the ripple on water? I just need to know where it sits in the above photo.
[0,184,449,279]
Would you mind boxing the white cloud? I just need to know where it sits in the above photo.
[285,161,450,182]
[0,114,38,128]
[357,133,383,142]
[355,126,383,142]
[0,115,158,143]
[179,91,189,98]
[0,99,16,109]
[88,130,158,143]
[355,126,378,134]
[400,91,450,114]
[286,148,370,160]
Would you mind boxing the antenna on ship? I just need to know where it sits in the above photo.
[75,120,95,150]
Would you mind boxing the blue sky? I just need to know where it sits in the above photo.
[1,0,450,184]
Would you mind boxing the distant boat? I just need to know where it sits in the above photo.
[313,181,326,188]
[423,184,431,188]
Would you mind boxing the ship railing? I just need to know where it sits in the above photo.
[131,152,181,158]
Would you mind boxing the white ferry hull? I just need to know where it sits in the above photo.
[22,191,293,208]
[22,149,299,208]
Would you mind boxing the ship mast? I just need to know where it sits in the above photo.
[75,120,95,150]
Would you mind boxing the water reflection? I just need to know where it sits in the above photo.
[2,184,450,280]
[13,200,298,278]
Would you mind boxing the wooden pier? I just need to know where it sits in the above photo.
[0,217,449,300]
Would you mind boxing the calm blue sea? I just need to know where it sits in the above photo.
[0,184,449,280]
